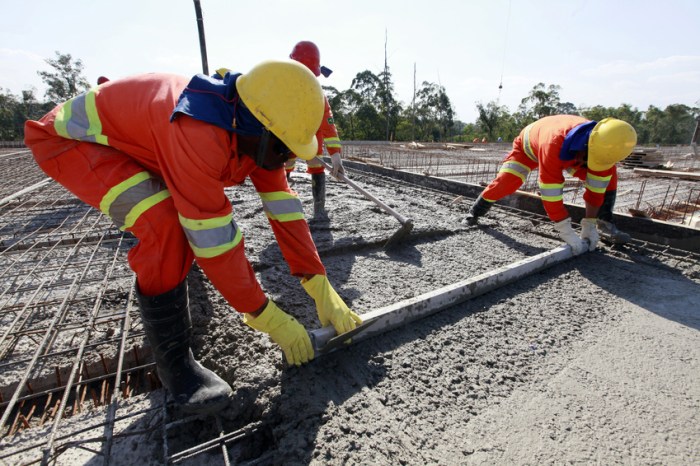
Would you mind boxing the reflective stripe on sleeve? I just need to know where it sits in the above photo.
[585,172,611,194]
[259,191,305,222]
[522,123,538,162]
[179,214,243,259]
[499,160,531,183]
[53,89,108,145]
[538,182,564,202]
[324,136,341,149]
[99,172,171,230]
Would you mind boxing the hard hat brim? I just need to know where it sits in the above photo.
[288,136,319,160]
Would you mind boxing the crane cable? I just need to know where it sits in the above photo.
[497,0,512,102]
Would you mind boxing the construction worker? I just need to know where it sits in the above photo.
[286,40,344,219]
[465,115,637,251]
[24,60,362,414]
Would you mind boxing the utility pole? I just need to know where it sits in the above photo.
[193,0,209,75]
[384,29,390,141]
[412,63,416,141]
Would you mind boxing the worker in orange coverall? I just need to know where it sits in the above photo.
[24,60,362,414]
[286,41,344,220]
[465,115,637,252]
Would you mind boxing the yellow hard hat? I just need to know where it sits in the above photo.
[587,118,637,171]
[236,60,324,160]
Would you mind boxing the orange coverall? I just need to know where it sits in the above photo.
[481,115,617,222]
[24,73,325,313]
[285,96,341,175]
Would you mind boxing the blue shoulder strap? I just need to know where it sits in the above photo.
[560,120,596,161]
[170,72,263,136]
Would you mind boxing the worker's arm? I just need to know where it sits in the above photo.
[319,97,344,177]
[160,116,268,313]
[248,165,326,277]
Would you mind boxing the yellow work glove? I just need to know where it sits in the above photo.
[243,300,314,366]
[301,275,362,335]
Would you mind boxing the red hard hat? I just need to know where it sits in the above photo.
[97,76,110,85]
[290,41,321,77]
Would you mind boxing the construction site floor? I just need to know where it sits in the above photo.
[1,149,699,465]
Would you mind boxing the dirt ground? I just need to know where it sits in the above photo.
[2,160,699,465]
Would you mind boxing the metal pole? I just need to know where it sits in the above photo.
[193,0,209,75]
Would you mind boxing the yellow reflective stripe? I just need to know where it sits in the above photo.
[54,103,71,139]
[585,172,611,193]
[121,190,171,230]
[501,168,526,183]
[325,136,341,148]
[178,213,233,230]
[499,160,531,183]
[259,191,305,222]
[539,182,564,202]
[522,123,538,162]
[190,228,243,259]
[270,211,305,222]
[100,172,152,215]
[85,90,108,145]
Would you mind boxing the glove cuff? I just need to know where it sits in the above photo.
[553,217,572,232]
[301,274,328,300]
[243,300,282,333]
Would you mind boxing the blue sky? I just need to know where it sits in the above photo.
[2,0,698,123]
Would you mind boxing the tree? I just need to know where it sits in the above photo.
[518,82,562,121]
[0,88,19,140]
[414,81,454,141]
[38,51,90,105]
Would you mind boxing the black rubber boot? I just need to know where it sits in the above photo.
[136,281,232,414]
[597,190,631,243]
[311,173,327,219]
[464,195,492,225]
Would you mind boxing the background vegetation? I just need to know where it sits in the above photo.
[1,52,698,145]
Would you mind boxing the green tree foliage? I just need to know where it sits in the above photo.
[412,81,455,141]
[38,51,90,105]
[0,87,51,140]
[518,82,563,121]
[1,52,698,145]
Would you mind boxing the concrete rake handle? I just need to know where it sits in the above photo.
[316,157,412,226]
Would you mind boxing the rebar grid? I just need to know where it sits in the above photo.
[343,144,700,226]
[1,148,697,464]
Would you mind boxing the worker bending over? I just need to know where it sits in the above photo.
[24,60,361,414]
[286,41,344,219]
[465,115,637,252]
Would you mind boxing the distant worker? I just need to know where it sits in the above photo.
[24,60,361,414]
[287,40,344,219]
[465,115,637,251]
[97,76,110,85]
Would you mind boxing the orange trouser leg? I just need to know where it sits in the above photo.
[28,138,193,296]
[481,149,538,202]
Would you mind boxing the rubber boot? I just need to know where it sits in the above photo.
[597,190,631,244]
[311,173,327,219]
[464,195,492,225]
[136,281,232,414]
